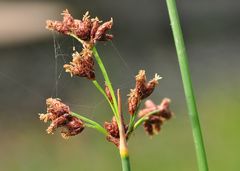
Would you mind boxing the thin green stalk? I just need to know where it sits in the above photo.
[166,0,209,171]
[71,112,107,135]
[92,47,119,120]
[127,114,136,133]
[92,80,117,116]
[121,156,131,171]
[67,33,119,122]
[68,33,84,44]
[133,109,160,130]
[127,104,140,135]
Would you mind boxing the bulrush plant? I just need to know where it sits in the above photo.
[39,10,173,171]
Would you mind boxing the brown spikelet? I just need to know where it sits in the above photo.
[42,98,70,120]
[128,89,140,115]
[74,11,92,41]
[39,98,85,138]
[90,17,101,40]
[135,70,161,100]
[46,9,113,45]
[93,18,113,42]
[61,9,74,27]
[138,98,173,135]
[47,114,68,134]
[127,70,161,115]
[105,83,113,103]
[104,117,127,147]
[142,74,162,99]
[64,47,95,80]
[61,117,85,139]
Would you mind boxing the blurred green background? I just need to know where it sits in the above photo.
[0,0,239,171]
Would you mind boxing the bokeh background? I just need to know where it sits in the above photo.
[0,0,239,171]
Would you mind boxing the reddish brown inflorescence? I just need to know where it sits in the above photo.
[46,9,114,79]
[128,70,161,115]
[64,47,95,80]
[43,10,173,147]
[46,9,113,44]
[105,83,113,103]
[104,117,127,147]
[39,98,85,139]
[138,98,173,135]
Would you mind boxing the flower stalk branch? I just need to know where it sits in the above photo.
[92,47,119,121]
[68,32,119,121]
[133,109,161,130]
[71,112,107,135]
[92,80,117,116]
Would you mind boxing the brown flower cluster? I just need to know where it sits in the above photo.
[43,10,174,146]
[64,47,95,80]
[138,98,173,135]
[105,83,113,103]
[128,70,162,115]
[104,117,127,147]
[46,9,113,44]
[46,10,114,79]
[39,98,85,139]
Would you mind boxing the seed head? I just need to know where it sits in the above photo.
[46,9,113,46]
[127,70,161,115]
[64,47,95,80]
[105,83,113,103]
[93,18,113,42]
[61,116,85,139]
[39,98,85,138]
[135,70,161,100]
[128,89,140,115]
[138,98,173,135]
[104,117,127,147]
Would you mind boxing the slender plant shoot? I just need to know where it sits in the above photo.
[166,0,209,171]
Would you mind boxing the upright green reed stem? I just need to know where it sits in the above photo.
[121,156,131,171]
[166,0,209,171]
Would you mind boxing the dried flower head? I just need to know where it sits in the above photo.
[128,89,140,115]
[64,47,95,80]
[39,98,85,139]
[46,9,113,46]
[61,116,85,139]
[93,18,113,42]
[127,70,161,115]
[39,98,70,122]
[135,70,161,100]
[105,83,113,103]
[104,117,127,147]
[138,98,173,135]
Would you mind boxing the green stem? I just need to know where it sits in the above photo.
[126,104,140,135]
[71,112,107,136]
[67,32,119,122]
[92,80,117,116]
[121,156,131,171]
[133,109,160,130]
[92,47,119,121]
[166,0,209,171]
[68,33,84,44]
